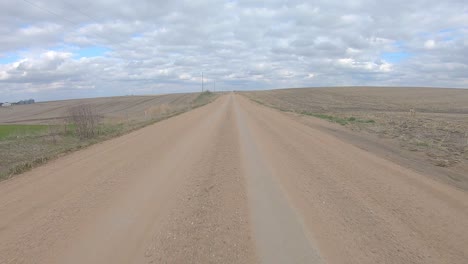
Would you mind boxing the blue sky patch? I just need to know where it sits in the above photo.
[438,28,459,41]
[381,51,410,63]
[132,33,143,39]
[392,41,406,48]
[438,28,457,34]
[0,53,20,64]
[74,46,110,58]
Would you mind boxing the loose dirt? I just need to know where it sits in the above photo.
[0,93,467,264]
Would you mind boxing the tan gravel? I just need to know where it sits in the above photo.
[0,93,467,263]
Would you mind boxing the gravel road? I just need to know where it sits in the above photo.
[1,93,467,263]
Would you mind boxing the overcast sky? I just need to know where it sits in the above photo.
[0,0,467,101]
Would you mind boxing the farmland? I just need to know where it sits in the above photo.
[0,91,217,179]
[0,93,208,124]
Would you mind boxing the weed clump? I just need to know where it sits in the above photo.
[68,104,100,139]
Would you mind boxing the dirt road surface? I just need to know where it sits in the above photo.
[1,94,467,264]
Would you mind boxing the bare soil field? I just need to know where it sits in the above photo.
[1,93,467,264]
[0,92,217,179]
[242,87,468,178]
[0,93,203,124]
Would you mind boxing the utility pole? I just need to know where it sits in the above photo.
[213,80,215,92]
[202,72,204,92]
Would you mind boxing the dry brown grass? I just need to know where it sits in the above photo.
[243,87,468,167]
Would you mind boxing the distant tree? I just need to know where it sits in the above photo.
[15,99,35,105]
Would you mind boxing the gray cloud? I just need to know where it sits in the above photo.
[0,0,467,101]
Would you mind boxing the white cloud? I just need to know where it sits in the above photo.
[337,58,392,73]
[306,73,315,79]
[178,73,192,80]
[19,23,62,37]
[0,0,467,101]
[0,71,9,80]
[424,40,436,49]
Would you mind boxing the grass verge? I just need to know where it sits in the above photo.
[300,111,375,125]
[246,97,375,126]
[0,124,49,139]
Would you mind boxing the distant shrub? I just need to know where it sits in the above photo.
[68,104,100,139]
